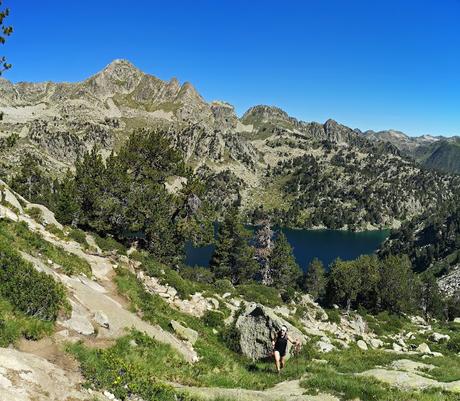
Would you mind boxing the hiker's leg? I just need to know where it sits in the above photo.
[274,351,281,372]
[280,355,286,369]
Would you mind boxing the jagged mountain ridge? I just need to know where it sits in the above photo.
[1,59,459,231]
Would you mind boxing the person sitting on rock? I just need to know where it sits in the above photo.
[271,325,300,373]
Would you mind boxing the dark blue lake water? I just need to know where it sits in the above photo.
[185,228,389,271]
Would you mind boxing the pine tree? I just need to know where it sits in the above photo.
[420,273,445,321]
[327,258,361,313]
[54,170,79,226]
[270,231,301,290]
[210,208,258,284]
[378,255,418,314]
[210,209,236,279]
[303,257,326,301]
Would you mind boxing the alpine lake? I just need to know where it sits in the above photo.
[185,227,390,271]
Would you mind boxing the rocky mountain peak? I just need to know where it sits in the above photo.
[242,105,290,121]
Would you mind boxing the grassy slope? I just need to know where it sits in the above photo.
[67,263,460,401]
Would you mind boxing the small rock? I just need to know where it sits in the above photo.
[312,358,329,364]
[47,259,53,265]
[392,342,403,352]
[357,340,368,351]
[212,329,218,335]
[62,312,94,336]
[316,341,335,353]
[222,292,231,299]
[103,390,116,400]
[453,317,460,324]
[129,339,138,347]
[430,351,443,357]
[320,336,331,344]
[170,320,198,345]
[93,311,110,329]
[430,332,450,343]
[417,343,431,354]
[207,297,219,310]
[167,287,178,298]
[370,338,384,349]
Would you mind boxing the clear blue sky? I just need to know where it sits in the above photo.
[3,0,460,136]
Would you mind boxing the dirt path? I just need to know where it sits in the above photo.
[0,347,110,401]
[172,380,340,401]
[20,252,198,363]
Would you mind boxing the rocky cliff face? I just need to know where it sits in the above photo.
[1,60,459,230]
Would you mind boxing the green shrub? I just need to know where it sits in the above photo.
[214,279,234,294]
[27,207,44,223]
[46,224,66,240]
[203,310,224,329]
[68,228,89,247]
[92,233,127,255]
[0,219,91,277]
[447,335,460,353]
[220,321,241,353]
[0,238,69,321]
[180,266,215,284]
[237,283,282,307]
[325,308,341,324]
[0,297,55,346]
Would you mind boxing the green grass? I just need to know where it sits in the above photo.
[0,298,54,346]
[237,283,282,307]
[301,363,458,401]
[91,232,127,255]
[26,206,44,224]
[46,223,67,240]
[113,268,316,389]
[68,228,89,248]
[0,219,92,277]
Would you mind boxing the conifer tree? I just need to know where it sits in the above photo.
[270,231,301,290]
[54,170,79,226]
[303,257,326,301]
[210,208,258,284]
[327,258,361,313]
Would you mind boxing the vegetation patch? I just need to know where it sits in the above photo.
[0,219,91,277]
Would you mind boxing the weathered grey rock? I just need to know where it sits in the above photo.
[348,314,367,335]
[392,342,403,352]
[369,338,384,349]
[357,339,368,351]
[26,203,63,229]
[94,310,110,329]
[235,303,306,360]
[3,187,24,213]
[417,343,431,354]
[430,332,450,343]
[64,314,94,336]
[170,320,199,345]
[316,341,335,353]
[454,317,460,324]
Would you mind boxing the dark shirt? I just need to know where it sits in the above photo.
[274,332,288,355]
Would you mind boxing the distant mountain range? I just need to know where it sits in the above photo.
[362,129,460,174]
[1,59,459,231]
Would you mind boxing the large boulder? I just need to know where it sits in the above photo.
[235,303,307,360]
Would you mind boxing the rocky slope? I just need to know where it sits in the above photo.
[1,60,460,230]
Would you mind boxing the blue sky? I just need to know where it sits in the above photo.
[3,0,460,136]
